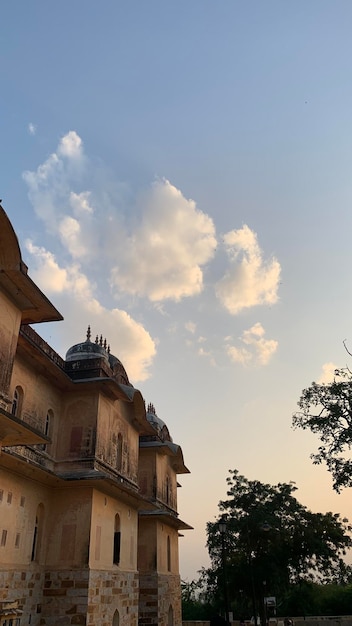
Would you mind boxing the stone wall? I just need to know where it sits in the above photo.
[0,568,45,625]
[87,569,139,626]
[139,572,182,626]
[41,569,89,626]
[0,567,139,626]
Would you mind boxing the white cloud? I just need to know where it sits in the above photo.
[25,241,156,381]
[58,216,87,258]
[70,191,94,215]
[23,136,217,303]
[28,123,36,135]
[25,241,69,293]
[216,225,281,314]
[110,179,217,302]
[198,346,210,357]
[317,362,339,384]
[22,131,86,233]
[227,323,278,366]
[57,130,83,159]
[22,131,282,380]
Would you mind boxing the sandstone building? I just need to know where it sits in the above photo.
[0,205,191,626]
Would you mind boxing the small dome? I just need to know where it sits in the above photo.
[65,327,109,364]
[65,340,109,363]
[146,403,172,442]
[108,353,130,385]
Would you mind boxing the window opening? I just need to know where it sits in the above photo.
[11,386,23,417]
[31,503,44,562]
[167,535,171,572]
[117,433,123,471]
[31,517,38,561]
[113,514,121,565]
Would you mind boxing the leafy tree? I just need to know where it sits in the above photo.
[181,578,214,620]
[279,581,352,617]
[203,470,352,622]
[293,367,352,492]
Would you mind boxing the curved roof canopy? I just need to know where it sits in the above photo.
[0,205,63,324]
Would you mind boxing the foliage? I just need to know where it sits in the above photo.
[293,367,352,492]
[281,582,352,617]
[181,578,214,620]
[203,470,352,621]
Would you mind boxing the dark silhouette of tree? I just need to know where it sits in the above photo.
[293,367,352,492]
[203,470,352,622]
[181,578,213,620]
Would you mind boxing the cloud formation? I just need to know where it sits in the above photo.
[23,133,217,303]
[25,241,155,381]
[216,225,281,314]
[22,130,282,378]
[317,362,339,384]
[110,179,217,301]
[227,323,278,366]
[57,130,83,159]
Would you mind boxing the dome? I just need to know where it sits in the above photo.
[146,403,172,442]
[65,327,109,364]
[108,352,130,386]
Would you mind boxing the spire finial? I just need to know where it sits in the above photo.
[103,338,107,350]
[86,325,91,341]
[99,334,103,346]
[95,335,99,344]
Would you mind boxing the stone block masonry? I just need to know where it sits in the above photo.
[139,573,182,626]
[0,568,138,626]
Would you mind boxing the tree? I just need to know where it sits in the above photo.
[293,367,352,492]
[203,470,352,622]
[181,578,213,620]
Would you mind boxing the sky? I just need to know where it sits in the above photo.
[3,0,352,581]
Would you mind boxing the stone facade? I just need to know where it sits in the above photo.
[0,205,192,626]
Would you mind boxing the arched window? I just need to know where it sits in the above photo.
[117,433,123,471]
[42,410,53,452]
[113,514,121,565]
[11,386,23,417]
[167,535,171,572]
[168,605,174,626]
[44,412,51,437]
[31,503,44,563]
[112,609,120,626]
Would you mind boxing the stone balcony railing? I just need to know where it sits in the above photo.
[20,324,65,369]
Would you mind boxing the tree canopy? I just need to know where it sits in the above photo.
[293,367,352,492]
[203,470,352,621]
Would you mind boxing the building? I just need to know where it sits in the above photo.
[0,205,191,626]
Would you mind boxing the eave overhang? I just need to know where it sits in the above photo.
[0,269,63,324]
[139,440,190,474]
[0,205,62,324]
[72,379,155,435]
[0,407,49,446]
[139,509,193,531]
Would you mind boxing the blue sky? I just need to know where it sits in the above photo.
[3,1,352,580]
